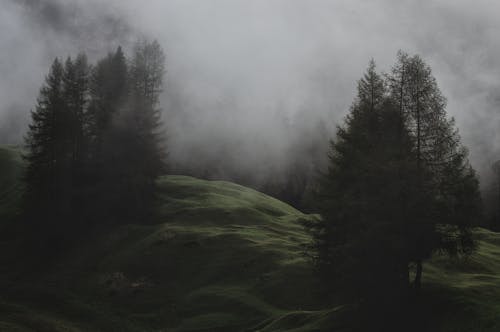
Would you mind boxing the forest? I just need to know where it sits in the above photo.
[1,1,500,332]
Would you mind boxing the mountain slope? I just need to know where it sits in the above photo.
[0,145,500,331]
[0,146,331,331]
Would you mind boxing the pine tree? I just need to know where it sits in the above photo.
[24,43,168,230]
[24,58,75,249]
[61,54,90,213]
[108,40,167,220]
[24,58,65,210]
[387,51,481,289]
[128,39,167,181]
[63,54,90,166]
[308,55,482,303]
[86,47,130,221]
[23,52,92,250]
[88,46,128,151]
[307,61,414,300]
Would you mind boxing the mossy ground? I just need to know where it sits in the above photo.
[0,145,499,331]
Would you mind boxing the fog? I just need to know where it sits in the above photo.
[1,0,499,188]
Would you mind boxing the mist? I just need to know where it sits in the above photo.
[1,0,499,186]
[1,2,500,329]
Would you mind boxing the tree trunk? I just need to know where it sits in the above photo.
[414,260,422,291]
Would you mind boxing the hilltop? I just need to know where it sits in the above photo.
[0,146,499,331]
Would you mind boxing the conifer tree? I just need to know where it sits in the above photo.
[116,40,166,218]
[88,46,128,151]
[24,58,77,245]
[128,39,167,180]
[90,40,167,221]
[309,55,482,302]
[87,47,128,169]
[24,42,168,230]
[62,54,90,207]
[307,61,414,299]
[24,58,65,212]
[387,51,481,289]
[86,47,130,220]
[24,53,91,241]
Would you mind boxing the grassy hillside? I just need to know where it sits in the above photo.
[1,145,500,331]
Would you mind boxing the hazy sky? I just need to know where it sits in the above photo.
[1,0,499,182]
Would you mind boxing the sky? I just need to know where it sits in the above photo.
[1,0,499,184]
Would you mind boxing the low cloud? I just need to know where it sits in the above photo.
[1,0,499,186]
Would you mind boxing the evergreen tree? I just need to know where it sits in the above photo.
[100,41,166,219]
[63,54,90,166]
[114,39,166,219]
[24,58,65,213]
[387,51,481,289]
[88,46,128,151]
[24,58,77,247]
[24,41,168,234]
[86,41,167,223]
[307,61,414,300]
[24,53,92,248]
[129,39,167,180]
[308,55,482,304]
[61,54,90,213]
[87,47,129,221]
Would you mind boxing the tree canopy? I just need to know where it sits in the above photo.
[307,53,482,303]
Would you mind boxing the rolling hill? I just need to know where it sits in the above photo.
[0,145,499,331]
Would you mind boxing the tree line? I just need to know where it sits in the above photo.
[21,42,483,314]
[305,52,482,311]
[23,40,166,250]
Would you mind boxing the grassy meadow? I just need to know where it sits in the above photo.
[0,145,499,331]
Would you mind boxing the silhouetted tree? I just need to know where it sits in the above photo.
[111,40,167,220]
[24,56,90,247]
[61,54,90,215]
[387,51,481,290]
[23,40,168,246]
[306,61,415,301]
[24,58,66,219]
[87,47,130,221]
[307,55,482,305]
[88,46,128,151]
[63,54,90,164]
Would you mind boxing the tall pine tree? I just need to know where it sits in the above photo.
[87,47,130,221]
[107,40,167,221]
[308,54,482,303]
[387,51,481,289]
[307,61,414,300]
[62,54,90,214]
[24,55,90,247]
[24,58,66,218]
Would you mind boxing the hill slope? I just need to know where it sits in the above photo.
[0,146,332,331]
[1,145,500,331]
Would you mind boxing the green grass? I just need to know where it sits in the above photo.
[1,145,500,331]
[422,228,500,331]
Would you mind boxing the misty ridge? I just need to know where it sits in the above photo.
[2,0,500,203]
[0,1,500,331]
